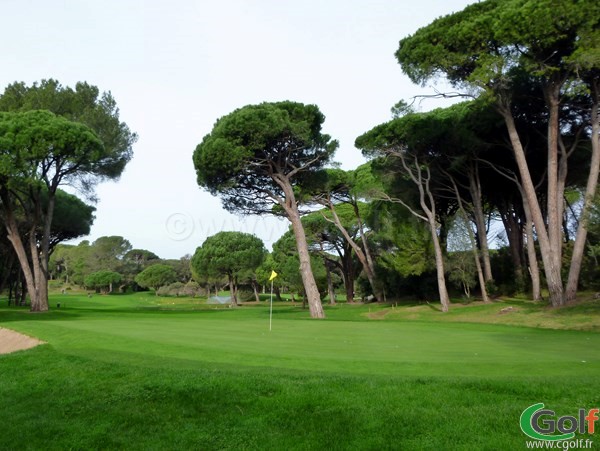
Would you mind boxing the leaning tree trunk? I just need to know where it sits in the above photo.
[500,105,565,306]
[272,172,325,318]
[353,200,384,302]
[2,202,39,310]
[288,208,325,318]
[428,219,450,312]
[525,218,542,301]
[326,202,384,302]
[387,150,451,312]
[252,280,261,302]
[520,188,542,301]
[566,83,600,302]
[468,165,493,282]
[447,175,489,303]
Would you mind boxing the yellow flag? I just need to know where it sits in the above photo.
[269,270,278,281]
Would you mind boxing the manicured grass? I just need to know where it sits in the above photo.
[1,294,599,449]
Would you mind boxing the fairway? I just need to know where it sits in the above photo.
[1,294,599,449]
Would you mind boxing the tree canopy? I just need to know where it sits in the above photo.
[193,101,338,318]
[0,79,136,186]
[193,101,337,215]
[190,231,265,305]
[84,270,122,294]
[135,264,177,294]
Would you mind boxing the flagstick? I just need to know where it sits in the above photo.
[269,279,274,331]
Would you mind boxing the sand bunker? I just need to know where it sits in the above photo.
[0,328,46,355]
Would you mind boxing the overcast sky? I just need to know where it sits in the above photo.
[2,0,475,259]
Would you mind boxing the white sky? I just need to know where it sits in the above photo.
[2,0,475,259]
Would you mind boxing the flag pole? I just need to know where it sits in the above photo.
[269,279,274,332]
[268,270,277,332]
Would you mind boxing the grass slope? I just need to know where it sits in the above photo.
[1,294,599,450]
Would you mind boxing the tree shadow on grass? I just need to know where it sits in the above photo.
[426,302,443,312]
[0,307,84,323]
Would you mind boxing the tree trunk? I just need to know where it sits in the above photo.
[545,81,564,287]
[525,230,542,301]
[429,220,450,312]
[289,211,324,317]
[500,202,526,288]
[325,260,336,304]
[327,202,383,302]
[469,165,493,282]
[0,187,53,312]
[344,270,354,303]
[448,175,489,303]
[20,275,27,305]
[29,229,48,312]
[2,201,38,309]
[353,201,384,302]
[500,105,565,306]
[252,280,261,302]
[566,83,600,302]
[521,190,542,301]
[271,171,325,318]
[388,151,450,311]
[228,274,238,306]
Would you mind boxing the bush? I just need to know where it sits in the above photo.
[182,281,205,297]
[156,282,185,297]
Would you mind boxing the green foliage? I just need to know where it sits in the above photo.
[0,79,136,181]
[134,264,177,292]
[378,221,433,278]
[395,0,599,92]
[124,249,160,266]
[50,190,96,246]
[0,110,105,189]
[390,99,415,119]
[49,242,92,285]
[191,232,265,284]
[162,255,192,284]
[49,238,169,292]
[84,270,122,293]
[308,164,382,205]
[90,236,132,273]
[193,101,338,214]
[255,253,278,287]
[446,251,477,298]
[119,249,161,287]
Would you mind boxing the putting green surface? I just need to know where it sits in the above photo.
[3,295,599,377]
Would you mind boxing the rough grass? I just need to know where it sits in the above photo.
[0,293,598,449]
[369,296,600,331]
